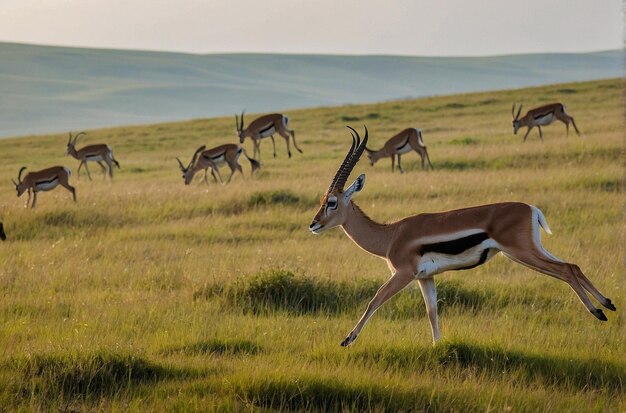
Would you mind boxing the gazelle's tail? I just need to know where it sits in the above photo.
[532,205,552,235]
[242,149,261,175]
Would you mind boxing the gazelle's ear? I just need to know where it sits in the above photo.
[342,174,365,205]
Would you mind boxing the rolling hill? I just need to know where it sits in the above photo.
[0,42,623,138]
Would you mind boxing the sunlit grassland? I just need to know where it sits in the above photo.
[0,78,623,411]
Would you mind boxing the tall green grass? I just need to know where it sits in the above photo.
[0,78,623,411]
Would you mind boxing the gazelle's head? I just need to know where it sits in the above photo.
[176,145,206,185]
[235,111,245,143]
[309,126,368,234]
[511,104,523,135]
[65,131,85,156]
[364,146,381,166]
[11,166,28,197]
[0,222,6,241]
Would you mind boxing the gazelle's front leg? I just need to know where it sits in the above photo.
[537,125,544,142]
[270,135,277,158]
[77,161,85,180]
[417,277,440,344]
[31,191,38,208]
[83,162,93,180]
[341,271,413,347]
[397,154,404,174]
[25,188,31,208]
[522,127,533,142]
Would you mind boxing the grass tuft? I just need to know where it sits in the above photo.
[195,269,500,317]
[8,352,189,403]
[245,190,304,208]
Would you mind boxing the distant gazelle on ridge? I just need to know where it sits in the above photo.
[176,144,260,185]
[12,166,76,208]
[365,128,433,172]
[236,111,302,162]
[65,132,121,180]
[309,126,614,347]
[512,103,580,142]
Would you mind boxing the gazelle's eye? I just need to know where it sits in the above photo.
[325,198,337,214]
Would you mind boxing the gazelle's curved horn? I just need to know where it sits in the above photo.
[11,179,17,186]
[73,131,86,144]
[516,104,523,121]
[17,166,27,182]
[176,157,186,171]
[328,132,357,194]
[240,110,245,131]
[235,114,240,130]
[68,131,72,145]
[335,126,368,190]
[190,145,206,167]
[511,104,515,118]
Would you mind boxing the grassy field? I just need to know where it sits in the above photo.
[0,78,623,412]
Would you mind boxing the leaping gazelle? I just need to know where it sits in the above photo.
[12,166,76,208]
[65,131,121,180]
[365,128,433,172]
[512,103,580,142]
[309,126,615,346]
[176,144,260,185]
[236,111,302,161]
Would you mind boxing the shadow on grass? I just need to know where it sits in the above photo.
[8,352,197,403]
[347,341,625,393]
[194,269,506,318]
[235,374,482,412]
[161,339,261,357]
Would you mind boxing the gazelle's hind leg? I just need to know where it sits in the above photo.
[502,241,614,320]
[59,179,77,202]
[278,131,292,158]
[288,129,303,154]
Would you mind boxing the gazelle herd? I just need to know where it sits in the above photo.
[6,99,606,347]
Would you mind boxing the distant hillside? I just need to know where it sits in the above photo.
[0,42,623,138]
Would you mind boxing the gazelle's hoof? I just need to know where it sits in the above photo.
[592,309,608,321]
[605,299,617,312]
[340,332,357,347]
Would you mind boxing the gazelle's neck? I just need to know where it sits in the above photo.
[341,201,394,258]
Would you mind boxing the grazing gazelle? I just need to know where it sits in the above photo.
[176,143,260,185]
[12,166,76,208]
[309,126,615,346]
[512,103,580,142]
[365,128,433,172]
[0,222,6,241]
[65,131,120,180]
[236,111,302,161]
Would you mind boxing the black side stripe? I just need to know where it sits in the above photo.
[35,177,58,185]
[533,111,553,120]
[420,232,489,256]
[259,124,275,134]
[203,152,225,161]
[394,135,410,151]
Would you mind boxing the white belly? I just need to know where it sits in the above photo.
[416,239,499,278]
[534,113,555,126]
[35,179,59,191]
[210,155,226,166]
[395,142,412,154]
[85,154,104,162]
[259,127,276,138]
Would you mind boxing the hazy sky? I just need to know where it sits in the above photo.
[0,0,622,56]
